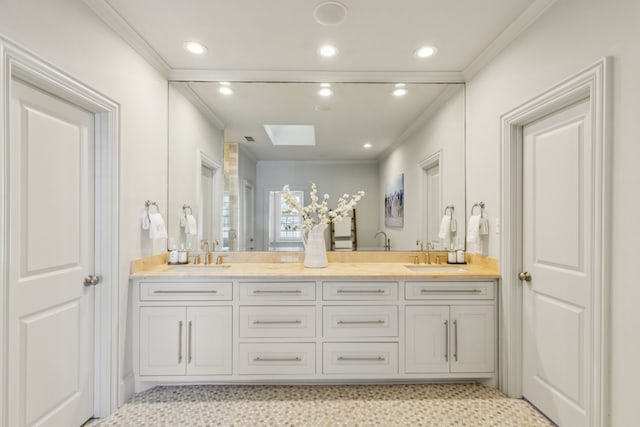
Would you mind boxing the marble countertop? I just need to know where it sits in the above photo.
[130,261,500,280]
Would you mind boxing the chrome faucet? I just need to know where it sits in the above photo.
[200,240,211,265]
[374,231,391,251]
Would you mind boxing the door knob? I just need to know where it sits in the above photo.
[518,271,532,282]
[84,275,101,286]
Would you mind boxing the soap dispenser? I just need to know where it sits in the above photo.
[168,238,179,265]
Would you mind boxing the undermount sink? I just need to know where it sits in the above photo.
[404,265,467,273]
[168,264,231,272]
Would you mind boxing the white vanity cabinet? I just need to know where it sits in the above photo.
[404,281,496,375]
[131,274,497,390]
[134,281,233,385]
[139,305,232,376]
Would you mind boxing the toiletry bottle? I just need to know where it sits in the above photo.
[456,248,465,264]
[178,244,188,265]
[447,244,456,264]
[168,239,179,265]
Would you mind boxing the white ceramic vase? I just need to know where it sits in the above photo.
[303,223,328,268]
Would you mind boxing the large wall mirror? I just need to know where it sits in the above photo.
[168,81,465,252]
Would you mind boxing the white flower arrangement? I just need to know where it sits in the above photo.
[282,183,365,230]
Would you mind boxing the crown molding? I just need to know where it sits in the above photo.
[463,0,557,80]
[169,69,465,83]
[170,82,225,130]
[82,0,171,78]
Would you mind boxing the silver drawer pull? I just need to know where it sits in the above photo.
[252,320,302,325]
[337,356,385,362]
[420,289,481,294]
[253,357,302,362]
[337,289,386,294]
[337,320,385,325]
[154,290,218,294]
[252,289,303,294]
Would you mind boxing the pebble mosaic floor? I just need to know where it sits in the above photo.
[88,383,553,426]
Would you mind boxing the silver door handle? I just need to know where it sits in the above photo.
[178,321,183,364]
[253,357,302,362]
[252,289,302,294]
[154,290,218,294]
[337,320,385,325]
[252,320,302,325]
[444,320,449,362]
[83,275,101,286]
[453,319,458,362]
[337,356,385,361]
[519,271,532,282]
[420,289,481,294]
[337,289,386,294]
[188,321,193,364]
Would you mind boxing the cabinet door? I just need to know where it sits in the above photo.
[450,305,495,373]
[139,307,186,375]
[186,306,232,375]
[405,306,450,373]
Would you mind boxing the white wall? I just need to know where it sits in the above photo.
[465,0,640,423]
[168,84,224,250]
[379,85,466,251]
[0,0,168,407]
[238,147,257,250]
[255,161,380,250]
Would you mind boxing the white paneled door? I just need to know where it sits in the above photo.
[522,100,592,426]
[8,79,95,426]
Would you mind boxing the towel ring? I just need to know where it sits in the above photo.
[444,205,454,217]
[471,202,485,217]
[182,204,193,216]
[145,200,159,220]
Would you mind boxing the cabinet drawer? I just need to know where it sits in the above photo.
[239,306,316,338]
[239,281,316,301]
[323,306,398,337]
[323,342,398,374]
[238,343,315,375]
[323,281,398,300]
[140,282,232,301]
[405,281,494,300]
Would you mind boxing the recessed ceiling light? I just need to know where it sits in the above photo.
[318,44,338,58]
[314,1,348,26]
[219,81,231,86]
[183,41,207,55]
[414,45,437,59]
[393,88,408,97]
[318,88,333,97]
[363,142,373,149]
[219,87,233,96]
[395,83,406,88]
[320,83,332,88]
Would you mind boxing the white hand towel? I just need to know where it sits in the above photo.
[438,215,452,249]
[141,212,151,230]
[479,216,489,235]
[148,212,168,240]
[450,217,457,233]
[466,214,481,253]
[334,219,351,237]
[184,214,198,236]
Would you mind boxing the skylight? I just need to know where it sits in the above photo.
[263,125,316,146]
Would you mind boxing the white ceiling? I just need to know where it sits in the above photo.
[93,0,544,161]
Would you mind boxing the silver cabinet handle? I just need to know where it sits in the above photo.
[453,319,458,362]
[252,289,302,294]
[253,357,302,362]
[188,321,193,364]
[420,289,481,294]
[444,320,449,362]
[178,321,183,364]
[154,290,218,294]
[337,320,385,325]
[252,320,302,325]
[337,289,386,294]
[337,356,385,361]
